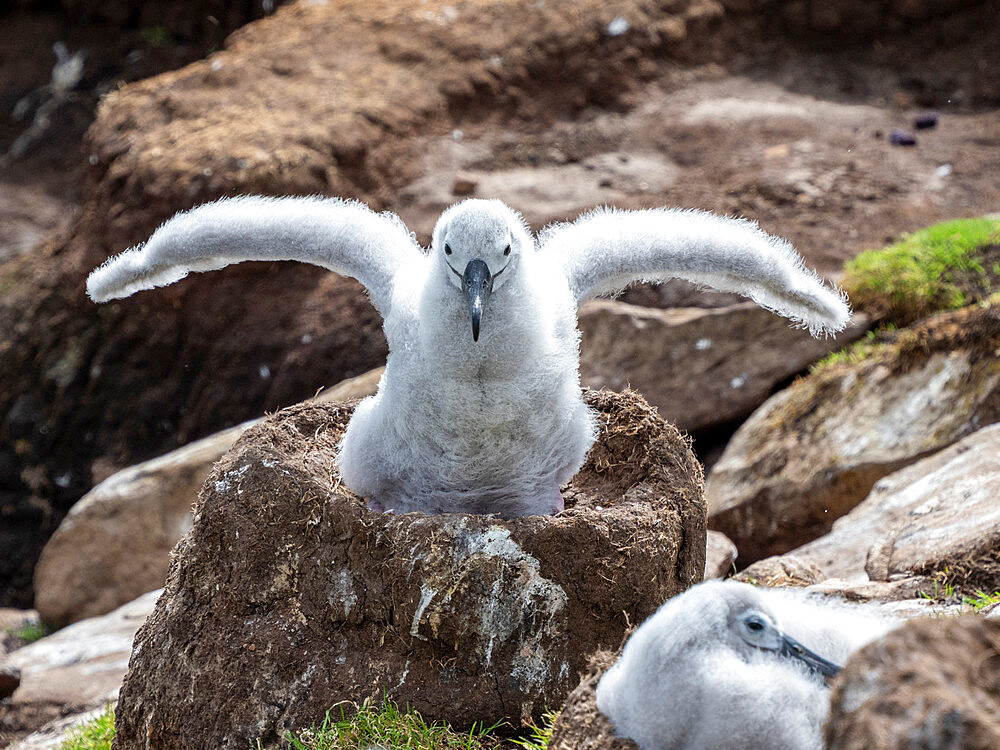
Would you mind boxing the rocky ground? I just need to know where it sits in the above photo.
[1,0,999,747]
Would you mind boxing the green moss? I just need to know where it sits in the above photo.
[7,620,49,644]
[285,698,503,750]
[809,326,895,375]
[843,217,1000,325]
[59,705,115,750]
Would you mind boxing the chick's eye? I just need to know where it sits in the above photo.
[504,244,511,256]
[445,244,452,256]
[746,617,764,632]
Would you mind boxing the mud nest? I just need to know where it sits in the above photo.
[548,646,639,750]
[827,616,1000,750]
[113,388,704,749]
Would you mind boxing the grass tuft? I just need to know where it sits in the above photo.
[7,620,50,644]
[510,710,557,750]
[962,589,1000,612]
[47,694,560,750]
[843,217,1000,325]
[285,698,503,750]
[58,704,116,750]
[809,326,895,374]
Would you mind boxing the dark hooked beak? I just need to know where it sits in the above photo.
[779,633,842,679]
[462,259,493,342]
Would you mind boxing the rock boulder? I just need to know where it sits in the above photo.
[863,424,1000,592]
[752,423,1000,592]
[578,300,868,435]
[704,530,737,579]
[0,590,158,743]
[707,301,1000,563]
[737,553,826,587]
[826,616,1000,749]
[113,389,705,748]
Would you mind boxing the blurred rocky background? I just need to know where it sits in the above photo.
[0,0,998,746]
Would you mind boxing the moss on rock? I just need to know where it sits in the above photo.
[843,217,1000,326]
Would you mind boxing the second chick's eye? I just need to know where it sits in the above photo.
[504,244,511,256]
[445,244,453,255]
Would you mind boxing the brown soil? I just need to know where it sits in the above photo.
[827,616,1000,750]
[112,388,705,748]
[910,539,1000,595]
[0,2,288,254]
[0,0,998,607]
[548,647,639,750]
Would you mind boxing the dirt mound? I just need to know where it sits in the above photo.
[826,616,1000,749]
[548,648,639,750]
[112,388,705,748]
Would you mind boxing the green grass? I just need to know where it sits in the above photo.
[510,710,557,750]
[918,567,961,604]
[52,697,556,750]
[59,704,115,750]
[284,698,504,750]
[917,566,1000,612]
[843,217,1000,325]
[810,326,895,374]
[7,620,50,644]
[962,589,1000,612]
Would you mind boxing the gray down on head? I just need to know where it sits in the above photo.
[596,580,899,750]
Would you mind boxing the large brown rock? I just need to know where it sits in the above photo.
[707,302,1000,563]
[863,424,1000,592]
[704,530,738,579]
[578,300,868,435]
[32,428,242,629]
[32,367,383,628]
[750,423,1000,593]
[113,389,705,748]
[0,590,158,744]
[826,616,1000,749]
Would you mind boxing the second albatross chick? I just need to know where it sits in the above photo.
[595,580,896,750]
[87,196,850,516]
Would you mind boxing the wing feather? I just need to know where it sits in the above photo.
[540,207,850,336]
[86,195,421,316]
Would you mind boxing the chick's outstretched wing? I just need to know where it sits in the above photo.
[87,195,421,316]
[540,207,850,336]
